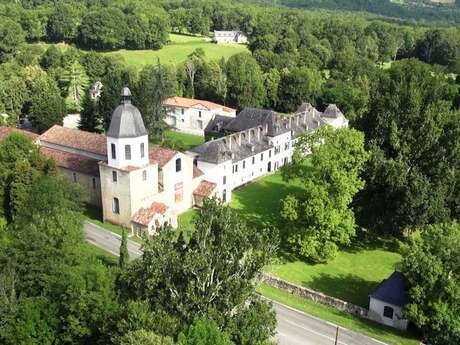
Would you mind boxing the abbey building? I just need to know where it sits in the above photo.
[0,88,347,237]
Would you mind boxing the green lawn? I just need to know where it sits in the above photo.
[164,130,204,151]
[81,242,118,267]
[103,34,248,66]
[231,171,403,307]
[267,238,402,307]
[259,284,419,345]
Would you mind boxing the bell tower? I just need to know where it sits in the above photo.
[106,87,149,169]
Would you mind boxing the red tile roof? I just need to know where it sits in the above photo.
[41,147,100,176]
[132,202,168,226]
[193,180,217,197]
[149,146,178,167]
[163,96,235,114]
[193,165,204,178]
[39,125,107,156]
[0,126,39,142]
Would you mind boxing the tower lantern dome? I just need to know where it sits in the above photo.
[106,87,149,168]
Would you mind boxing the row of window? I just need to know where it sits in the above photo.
[232,151,271,174]
[111,142,145,161]
[112,170,148,182]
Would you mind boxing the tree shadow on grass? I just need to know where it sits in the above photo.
[232,179,304,230]
[303,273,379,308]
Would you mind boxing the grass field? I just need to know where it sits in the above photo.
[259,284,419,345]
[81,242,118,266]
[164,130,204,150]
[231,171,402,308]
[103,34,249,66]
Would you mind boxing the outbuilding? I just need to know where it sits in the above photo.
[368,271,409,330]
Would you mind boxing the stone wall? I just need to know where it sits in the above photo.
[262,274,369,319]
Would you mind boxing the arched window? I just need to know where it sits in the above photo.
[125,145,131,160]
[175,158,181,172]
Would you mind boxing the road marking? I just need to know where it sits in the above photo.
[281,318,349,345]
[264,297,388,345]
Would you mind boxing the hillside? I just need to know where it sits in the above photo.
[239,0,460,24]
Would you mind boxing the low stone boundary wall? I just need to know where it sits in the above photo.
[262,273,369,319]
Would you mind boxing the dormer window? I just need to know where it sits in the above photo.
[176,158,181,172]
[140,143,145,158]
[111,143,116,159]
[125,145,131,160]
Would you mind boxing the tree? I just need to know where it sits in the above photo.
[178,318,233,345]
[29,76,66,132]
[356,59,460,234]
[195,60,227,104]
[79,8,127,50]
[402,222,460,345]
[79,93,103,132]
[135,62,176,142]
[46,2,82,42]
[0,133,54,221]
[119,228,129,269]
[225,53,265,109]
[119,198,276,344]
[415,29,460,66]
[281,126,368,262]
[277,66,323,112]
[0,18,25,62]
[40,45,63,70]
[120,329,175,345]
[60,61,90,111]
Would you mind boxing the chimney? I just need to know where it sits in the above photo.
[238,132,242,146]
[257,127,262,141]
[228,136,232,150]
[296,115,300,126]
[288,117,292,128]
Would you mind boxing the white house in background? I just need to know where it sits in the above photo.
[213,31,248,44]
[187,103,347,203]
[163,96,236,136]
[368,271,409,330]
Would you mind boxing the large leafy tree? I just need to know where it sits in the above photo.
[356,59,460,234]
[0,133,55,222]
[79,8,127,50]
[281,126,368,262]
[277,66,323,112]
[29,76,66,132]
[225,53,266,109]
[402,222,460,345]
[46,2,82,43]
[0,18,25,62]
[119,198,276,344]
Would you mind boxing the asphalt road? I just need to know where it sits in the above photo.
[84,221,142,259]
[84,221,387,345]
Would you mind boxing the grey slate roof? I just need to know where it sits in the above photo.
[107,88,148,139]
[189,139,232,164]
[205,115,234,134]
[370,271,408,307]
[224,108,278,132]
[323,104,344,118]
